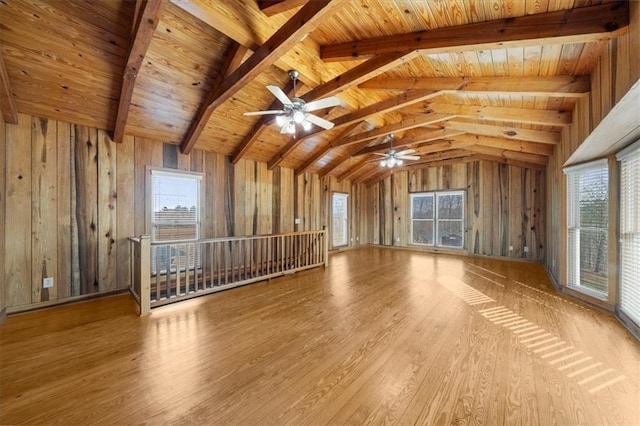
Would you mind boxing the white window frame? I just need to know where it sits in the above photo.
[563,159,609,300]
[148,167,203,242]
[616,140,640,326]
[410,190,465,249]
[332,192,349,248]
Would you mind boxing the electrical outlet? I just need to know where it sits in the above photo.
[294,218,301,224]
[43,277,54,289]
[524,246,529,253]
[356,236,359,241]
[396,237,400,243]
[509,245,514,251]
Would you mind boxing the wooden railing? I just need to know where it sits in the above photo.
[129,230,328,315]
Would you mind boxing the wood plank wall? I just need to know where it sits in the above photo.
[362,162,546,261]
[546,1,640,294]
[1,114,328,311]
[0,117,5,321]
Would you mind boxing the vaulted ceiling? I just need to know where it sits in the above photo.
[0,0,630,184]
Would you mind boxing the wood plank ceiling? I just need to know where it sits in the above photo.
[0,0,630,184]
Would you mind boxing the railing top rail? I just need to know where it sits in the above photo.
[146,229,326,246]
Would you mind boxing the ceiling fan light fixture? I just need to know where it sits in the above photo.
[301,119,312,131]
[275,115,285,127]
[380,159,387,167]
[292,110,305,124]
[286,121,296,134]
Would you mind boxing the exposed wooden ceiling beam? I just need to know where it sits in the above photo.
[359,76,591,97]
[258,0,308,16]
[444,121,561,145]
[449,134,555,156]
[321,2,629,61]
[180,0,346,155]
[329,113,453,150]
[170,0,324,86]
[113,0,165,143]
[0,49,18,124]
[337,158,373,182]
[353,128,465,156]
[294,122,364,175]
[318,139,376,178]
[464,145,548,165]
[180,43,248,155]
[425,103,572,127]
[268,84,437,169]
[204,0,344,114]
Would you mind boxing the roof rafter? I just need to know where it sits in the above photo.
[329,113,453,150]
[321,2,629,61]
[294,122,365,175]
[180,42,248,155]
[180,0,346,154]
[359,76,591,97]
[113,0,164,143]
[353,128,465,156]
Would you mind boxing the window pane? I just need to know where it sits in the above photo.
[412,196,433,219]
[578,169,608,228]
[438,220,463,248]
[412,220,433,245]
[578,229,608,294]
[437,194,463,219]
[152,173,199,242]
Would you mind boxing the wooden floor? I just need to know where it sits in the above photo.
[1,247,639,425]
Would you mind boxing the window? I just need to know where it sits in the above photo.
[617,140,640,326]
[149,169,202,273]
[151,169,201,242]
[564,160,609,299]
[410,191,464,249]
[332,192,348,247]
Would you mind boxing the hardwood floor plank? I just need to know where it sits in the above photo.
[1,247,638,424]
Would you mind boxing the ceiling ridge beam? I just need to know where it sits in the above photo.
[359,75,591,97]
[182,0,346,155]
[464,145,548,165]
[181,43,248,155]
[0,49,18,124]
[113,0,165,143]
[321,1,629,61]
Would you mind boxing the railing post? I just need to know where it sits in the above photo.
[139,235,151,316]
[323,227,329,267]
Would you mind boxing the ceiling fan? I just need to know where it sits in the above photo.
[243,70,343,135]
[368,134,420,168]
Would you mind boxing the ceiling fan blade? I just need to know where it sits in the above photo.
[243,110,285,116]
[398,155,420,160]
[305,113,335,130]
[372,152,388,156]
[366,158,384,163]
[396,148,416,156]
[267,85,293,105]
[304,96,343,112]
